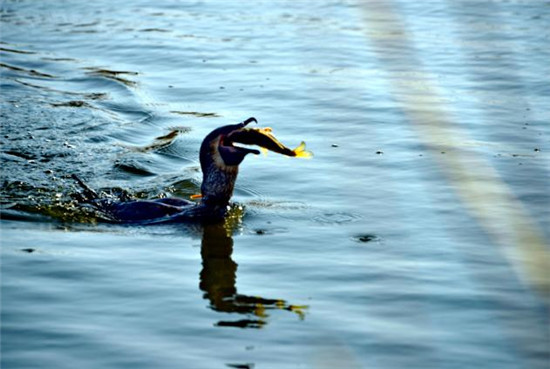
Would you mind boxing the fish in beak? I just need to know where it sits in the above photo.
[201,117,312,170]
[224,118,313,160]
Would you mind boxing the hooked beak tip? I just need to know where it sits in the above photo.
[242,117,257,127]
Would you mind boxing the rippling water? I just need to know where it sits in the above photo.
[1,1,549,368]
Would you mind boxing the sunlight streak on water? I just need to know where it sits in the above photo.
[360,0,550,302]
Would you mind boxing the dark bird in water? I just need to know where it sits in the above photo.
[73,117,311,224]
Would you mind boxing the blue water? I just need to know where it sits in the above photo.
[1,1,549,368]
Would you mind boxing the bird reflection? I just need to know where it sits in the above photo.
[199,222,306,328]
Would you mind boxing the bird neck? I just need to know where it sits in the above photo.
[200,162,239,208]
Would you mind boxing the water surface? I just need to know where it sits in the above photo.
[1,1,549,368]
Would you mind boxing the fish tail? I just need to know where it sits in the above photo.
[292,142,313,158]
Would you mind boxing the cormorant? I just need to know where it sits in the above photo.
[73,117,311,224]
